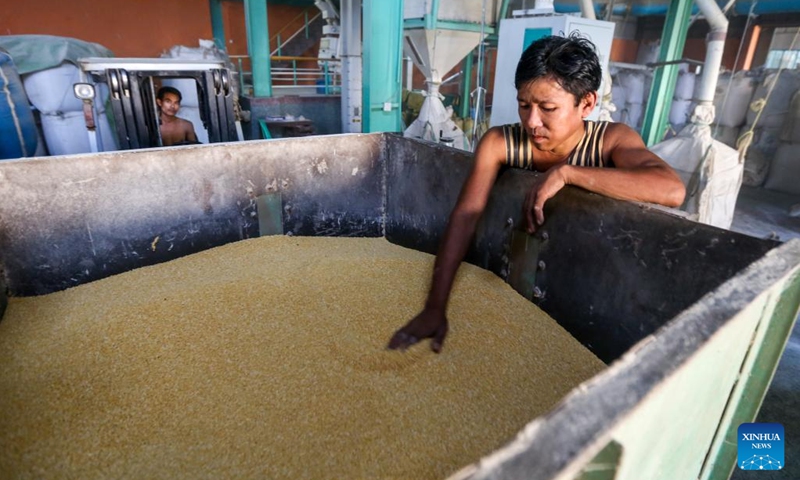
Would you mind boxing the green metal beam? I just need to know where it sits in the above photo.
[363,0,403,133]
[499,0,512,21]
[245,0,272,97]
[641,0,692,146]
[460,49,474,119]
[425,0,440,30]
[210,0,226,50]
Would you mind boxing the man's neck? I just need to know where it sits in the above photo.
[161,113,178,124]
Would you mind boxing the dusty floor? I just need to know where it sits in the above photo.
[730,185,800,480]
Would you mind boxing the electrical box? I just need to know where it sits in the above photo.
[490,13,615,127]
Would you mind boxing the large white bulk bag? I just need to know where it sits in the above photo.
[746,70,800,128]
[670,99,693,127]
[635,40,660,65]
[711,124,739,149]
[41,110,116,156]
[713,72,756,128]
[617,71,647,105]
[674,69,695,101]
[780,89,800,143]
[22,63,84,114]
[740,126,781,187]
[622,102,644,130]
[610,83,626,123]
[764,143,800,195]
[650,123,743,229]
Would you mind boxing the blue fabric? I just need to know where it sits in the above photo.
[0,51,37,159]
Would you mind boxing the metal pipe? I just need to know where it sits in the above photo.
[646,58,706,68]
[578,0,597,20]
[694,0,729,105]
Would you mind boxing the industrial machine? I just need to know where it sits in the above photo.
[76,58,241,150]
[402,0,503,150]
[490,5,615,127]
[1,133,798,480]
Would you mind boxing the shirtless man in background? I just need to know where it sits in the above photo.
[156,86,198,146]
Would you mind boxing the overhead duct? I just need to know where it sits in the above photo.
[694,0,729,109]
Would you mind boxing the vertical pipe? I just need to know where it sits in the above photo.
[209,0,226,50]
[641,0,692,145]
[237,58,245,94]
[363,0,403,133]
[341,0,363,133]
[499,0,512,21]
[741,25,761,71]
[694,0,729,106]
[245,0,272,97]
[578,0,597,20]
[426,0,440,31]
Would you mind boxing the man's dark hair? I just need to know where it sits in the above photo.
[514,34,602,105]
[157,86,182,102]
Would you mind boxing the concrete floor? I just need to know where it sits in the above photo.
[729,185,800,480]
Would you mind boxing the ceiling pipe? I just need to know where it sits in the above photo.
[578,0,597,20]
[693,0,729,122]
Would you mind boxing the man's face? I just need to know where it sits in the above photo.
[157,92,181,117]
[516,77,596,152]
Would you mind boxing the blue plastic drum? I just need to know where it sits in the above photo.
[0,51,37,159]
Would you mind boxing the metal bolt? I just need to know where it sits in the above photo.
[506,217,514,226]
[537,260,546,271]
[532,286,544,298]
[541,231,549,241]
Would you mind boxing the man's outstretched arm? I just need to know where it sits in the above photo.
[387,128,507,352]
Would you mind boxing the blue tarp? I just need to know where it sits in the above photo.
[0,34,113,75]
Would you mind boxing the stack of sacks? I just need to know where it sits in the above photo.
[747,70,800,188]
[23,63,117,155]
[611,68,651,131]
[668,65,696,133]
[762,71,800,194]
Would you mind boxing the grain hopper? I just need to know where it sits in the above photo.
[0,134,798,480]
[402,0,503,149]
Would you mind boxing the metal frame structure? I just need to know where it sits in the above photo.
[80,58,239,150]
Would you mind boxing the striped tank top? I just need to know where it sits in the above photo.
[501,121,611,170]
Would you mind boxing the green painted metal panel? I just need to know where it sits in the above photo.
[573,441,622,480]
[701,270,800,480]
[210,0,226,50]
[609,290,773,480]
[363,0,403,133]
[257,192,284,236]
[245,0,273,97]
[460,49,473,119]
[641,0,692,146]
